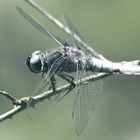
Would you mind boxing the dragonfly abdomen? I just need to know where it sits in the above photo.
[89,57,140,75]
[88,58,114,73]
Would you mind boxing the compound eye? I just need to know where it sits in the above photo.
[26,54,42,73]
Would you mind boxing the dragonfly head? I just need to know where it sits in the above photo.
[26,51,46,74]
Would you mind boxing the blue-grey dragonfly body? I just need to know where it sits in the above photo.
[17,6,140,135]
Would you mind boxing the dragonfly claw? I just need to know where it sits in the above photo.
[55,82,76,101]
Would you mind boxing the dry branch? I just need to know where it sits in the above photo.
[0,73,110,122]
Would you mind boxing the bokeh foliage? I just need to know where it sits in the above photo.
[0,0,140,140]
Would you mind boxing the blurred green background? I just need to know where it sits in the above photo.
[0,0,140,140]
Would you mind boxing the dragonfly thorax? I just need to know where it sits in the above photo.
[26,51,47,73]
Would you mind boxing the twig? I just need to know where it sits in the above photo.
[0,91,18,103]
[0,91,28,122]
[0,73,110,122]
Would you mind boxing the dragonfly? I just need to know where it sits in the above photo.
[17,7,140,135]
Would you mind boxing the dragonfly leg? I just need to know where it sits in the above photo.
[57,86,74,101]
[51,76,56,91]
[55,73,76,101]
[47,76,57,100]
[58,73,76,88]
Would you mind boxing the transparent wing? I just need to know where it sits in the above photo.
[27,96,53,120]
[28,75,72,120]
[61,15,95,56]
[28,74,70,120]
[62,15,81,49]
[72,71,103,135]
[17,6,69,46]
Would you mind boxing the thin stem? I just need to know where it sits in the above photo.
[0,91,19,104]
[0,73,110,122]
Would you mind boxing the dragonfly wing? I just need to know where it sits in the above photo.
[62,15,95,56]
[62,15,82,49]
[27,95,53,120]
[17,6,68,46]
[72,71,103,135]
[47,56,66,81]
[62,15,80,49]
